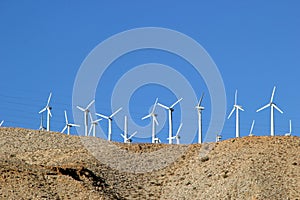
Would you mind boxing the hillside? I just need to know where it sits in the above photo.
[0,127,299,199]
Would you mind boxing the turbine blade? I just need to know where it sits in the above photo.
[235,90,238,105]
[0,120,4,126]
[153,116,159,125]
[95,118,102,123]
[228,107,235,119]
[48,108,52,117]
[76,106,85,112]
[273,104,283,114]
[110,107,122,118]
[86,99,95,110]
[197,92,204,107]
[61,125,67,133]
[157,103,169,110]
[128,131,137,139]
[167,136,175,140]
[256,104,270,112]
[46,92,52,107]
[289,120,292,133]
[237,105,244,111]
[88,125,93,136]
[170,98,183,108]
[270,86,276,102]
[89,112,93,122]
[250,120,255,134]
[69,124,80,127]
[120,133,125,139]
[142,114,151,120]
[64,110,68,124]
[151,98,159,113]
[96,113,109,119]
[176,123,183,136]
[39,107,47,114]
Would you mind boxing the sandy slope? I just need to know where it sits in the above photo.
[0,127,299,199]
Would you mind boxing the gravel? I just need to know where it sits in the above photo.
[0,127,299,199]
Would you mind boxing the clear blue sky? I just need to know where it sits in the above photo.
[1,1,300,143]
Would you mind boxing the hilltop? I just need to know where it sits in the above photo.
[0,127,299,199]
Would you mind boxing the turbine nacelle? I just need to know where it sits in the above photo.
[195,106,205,110]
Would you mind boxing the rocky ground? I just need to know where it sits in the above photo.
[0,127,299,199]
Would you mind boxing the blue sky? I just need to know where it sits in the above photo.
[0,1,300,143]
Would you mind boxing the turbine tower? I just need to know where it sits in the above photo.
[157,98,183,144]
[167,123,183,144]
[121,116,138,143]
[195,93,204,144]
[228,90,244,138]
[249,120,255,136]
[96,107,122,141]
[77,99,95,136]
[285,120,292,136]
[39,92,52,131]
[142,98,159,144]
[256,86,283,136]
[61,110,80,135]
[89,113,102,137]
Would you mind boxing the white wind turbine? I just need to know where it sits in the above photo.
[121,115,138,143]
[195,93,204,144]
[39,114,46,131]
[39,92,52,131]
[61,110,80,135]
[77,100,95,136]
[158,98,183,144]
[142,98,160,144]
[256,86,283,136]
[285,120,292,136]
[216,134,222,142]
[0,120,4,127]
[249,120,255,136]
[167,123,183,144]
[89,113,102,137]
[96,107,122,141]
[228,90,244,138]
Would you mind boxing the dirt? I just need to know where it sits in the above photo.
[0,127,299,199]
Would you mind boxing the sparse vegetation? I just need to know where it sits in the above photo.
[0,127,300,199]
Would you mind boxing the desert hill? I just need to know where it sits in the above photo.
[0,127,299,199]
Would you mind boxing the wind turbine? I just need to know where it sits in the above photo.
[285,120,292,136]
[39,92,52,131]
[228,90,244,138]
[61,110,80,135]
[249,120,255,136]
[256,86,283,136]
[167,123,183,144]
[157,97,183,144]
[0,120,4,127]
[77,99,95,136]
[89,113,102,137]
[39,114,46,131]
[96,107,122,141]
[121,115,138,143]
[216,134,222,142]
[142,98,159,144]
[195,93,204,144]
